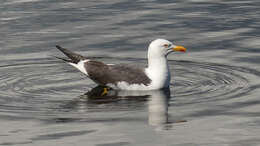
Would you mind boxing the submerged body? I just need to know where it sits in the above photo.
[56,39,186,90]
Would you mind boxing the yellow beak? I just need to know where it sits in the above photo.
[172,45,186,52]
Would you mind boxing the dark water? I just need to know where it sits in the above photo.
[1,0,260,146]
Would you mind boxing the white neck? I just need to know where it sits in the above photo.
[145,56,171,89]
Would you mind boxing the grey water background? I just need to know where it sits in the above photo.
[1,0,260,145]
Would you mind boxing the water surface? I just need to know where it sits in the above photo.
[1,0,260,146]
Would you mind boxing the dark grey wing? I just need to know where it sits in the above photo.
[85,61,151,86]
[107,64,151,85]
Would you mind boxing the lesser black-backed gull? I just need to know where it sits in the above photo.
[56,39,186,90]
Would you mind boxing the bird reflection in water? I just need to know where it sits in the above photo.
[60,86,186,129]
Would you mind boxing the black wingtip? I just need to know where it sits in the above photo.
[55,45,66,52]
[52,55,73,63]
[56,45,63,50]
[55,45,87,64]
[56,45,61,49]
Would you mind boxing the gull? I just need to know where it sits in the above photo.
[56,39,186,90]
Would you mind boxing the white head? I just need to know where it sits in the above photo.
[148,39,186,59]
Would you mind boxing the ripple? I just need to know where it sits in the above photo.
[171,60,254,104]
[0,58,258,118]
[0,58,91,118]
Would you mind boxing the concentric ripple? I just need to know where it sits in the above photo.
[0,58,258,118]
[0,58,91,118]
[171,60,253,103]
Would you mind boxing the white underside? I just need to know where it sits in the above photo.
[108,82,150,91]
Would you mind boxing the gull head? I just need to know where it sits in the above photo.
[148,39,186,58]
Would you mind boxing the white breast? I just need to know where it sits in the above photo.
[145,57,171,90]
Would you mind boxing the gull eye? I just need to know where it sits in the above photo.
[163,44,169,48]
